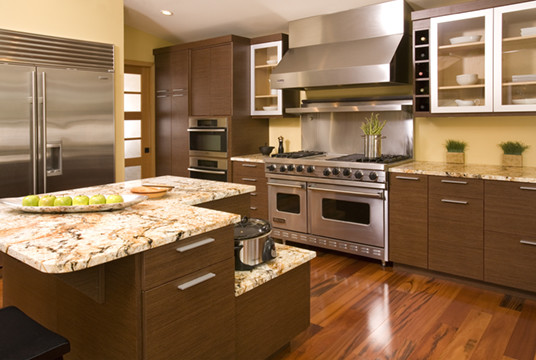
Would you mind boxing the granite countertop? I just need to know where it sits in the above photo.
[0,176,255,274]
[234,243,316,297]
[390,161,536,183]
[230,153,269,163]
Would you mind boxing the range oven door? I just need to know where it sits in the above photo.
[307,183,385,247]
[267,178,307,233]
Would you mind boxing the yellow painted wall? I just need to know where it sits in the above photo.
[125,25,172,63]
[0,0,125,181]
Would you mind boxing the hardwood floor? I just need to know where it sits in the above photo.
[269,248,536,360]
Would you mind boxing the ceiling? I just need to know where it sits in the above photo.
[123,0,471,44]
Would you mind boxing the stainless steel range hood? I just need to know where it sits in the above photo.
[270,0,411,90]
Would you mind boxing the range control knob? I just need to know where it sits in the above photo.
[287,164,295,171]
[323,168,332,176]
[369,171,378,181]
[279,165,288,172]
[307,165,315,173]
[296,165,304,172]
[332,168,340,176]
[342,168,351,176]
[354,170,364,180]
[267,164,276,172]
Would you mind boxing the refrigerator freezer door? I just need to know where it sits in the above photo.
[37,68,114,193]
[0,64,36,198]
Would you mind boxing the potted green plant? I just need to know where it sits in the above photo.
[499,141,529,167]
[445,139,467,164]
[361,113,386,159]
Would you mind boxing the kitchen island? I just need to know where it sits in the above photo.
[0,176,315,359]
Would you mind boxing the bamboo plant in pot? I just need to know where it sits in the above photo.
[361,113,386,159]
[499,141,529,167]
[445,139,467,164]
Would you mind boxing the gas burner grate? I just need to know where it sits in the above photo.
[271,150,325,159]
[328,154,410,164]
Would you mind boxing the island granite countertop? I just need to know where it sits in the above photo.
[0,176,255,274]
[390,161,536,183]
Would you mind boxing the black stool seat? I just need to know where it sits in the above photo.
[0,306,70,360]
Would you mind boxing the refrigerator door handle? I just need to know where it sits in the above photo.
[31,70,38,194]
[41,72,47,190]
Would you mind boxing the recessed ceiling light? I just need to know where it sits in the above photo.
[160,10,173,16]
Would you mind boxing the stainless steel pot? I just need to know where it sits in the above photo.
[363,134,385,159]
[234,217,277,270]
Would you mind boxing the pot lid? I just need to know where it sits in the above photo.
[234,217,271,240]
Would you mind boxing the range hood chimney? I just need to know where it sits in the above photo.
[270,0,411,90]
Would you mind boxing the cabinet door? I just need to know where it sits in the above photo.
[143,258,235,360]
[170,50,189,177]
[210,44,232,116]
[388,174,428,268]
[428,176,483,280]
[493,1,536,112]
[155,53,171,92]
[190,47,211,116]
[430,9,493,113]
[171,50,188,91]
[155,91,172,176]
[251,41,283,116]
[232,161,268,220]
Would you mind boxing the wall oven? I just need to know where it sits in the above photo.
[188,156,228,182]
[188,117,228,158]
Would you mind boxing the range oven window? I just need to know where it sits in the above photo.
[276,193,301,214]
[322,199,370,225]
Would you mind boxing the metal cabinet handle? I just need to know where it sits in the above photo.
[520,240,536,247]
[395,176,420,181]
[176,238,215,253]
[187,168,226,175]
[156,95,168,98]
[172,94,184,97]
[441,199,468,205]
[250,192,257,196]
[172,88,185,92]
[241,178,257,182]
[241,163,257,168]
[267,182,304,189]
[156,89,167,93]
[250,206,257,210]
[441,179,468,185]
[177,273,216,290]
[520,186,536,191]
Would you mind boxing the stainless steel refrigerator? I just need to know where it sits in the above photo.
[0,29,115,198]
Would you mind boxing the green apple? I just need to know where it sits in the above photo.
[38,195,56,207]
[89,194,106,205]
[106,194,124,204]
[54,196,72,206]
[72,195,90,206]
[22,195,40,207]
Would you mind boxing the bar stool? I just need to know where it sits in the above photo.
[0,306,70,360]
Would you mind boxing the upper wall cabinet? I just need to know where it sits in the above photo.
[250,40,283,116]
[413,0,536,115]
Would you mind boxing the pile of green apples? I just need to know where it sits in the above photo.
[21,194,124,207]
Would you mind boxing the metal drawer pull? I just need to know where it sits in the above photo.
[177,273,216,291]
[176,238,215,253]
[395,176,420,181]
[241,163,257,168]
[156,94,168,98]
[520,240,536,247]
[267,182,304,189]
[250,192,257,196]
[250,206,257,210]
[441,179,468,185]
[172,88,185,92]
[309,186,383,199]
[441,199,468,205]
[156,89,167,93]
[520,186,536,191]
[241,178,257,182]
[172,94,184,97]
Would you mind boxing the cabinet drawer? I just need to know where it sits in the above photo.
[485,180,536,236]
[143,258,235,360]
[429,176,483,198]
[232,161,266,179]
[485,230,536,293]
[141,226,233,289]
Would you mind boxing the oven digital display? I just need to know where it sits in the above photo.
[197,119,218,127]
[321,199,370,225]
[197,159,218,168]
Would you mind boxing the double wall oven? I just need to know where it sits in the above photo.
[187,117,228,182]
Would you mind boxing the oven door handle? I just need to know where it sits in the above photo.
[267,182,305,189]
[308,185,384,199]
[188,167,227,175]
[187,128,226,133]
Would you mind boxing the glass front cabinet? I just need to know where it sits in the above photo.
[426,0,536,113]
[250,40,283,116]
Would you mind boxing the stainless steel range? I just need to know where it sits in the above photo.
[266,151,411,265]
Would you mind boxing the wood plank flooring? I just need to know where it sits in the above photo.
[269,248,536,360]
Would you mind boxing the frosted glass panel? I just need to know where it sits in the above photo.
[125,166,141,181]
[124,120,141,139]
[125,94,141,112]
[125,139,141,159]
[124,73,141,92]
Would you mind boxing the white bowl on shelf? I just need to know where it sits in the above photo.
[512,98,536,105]
[449,35,481,44]
[455,99,479,106]
[456,74,478,86]
[521,27,536,37]
[266,59,278,65]
[262,105,278,111]
[512,74,536,82]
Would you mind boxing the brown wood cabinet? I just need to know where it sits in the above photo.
[232,160,268,220]
[388,173,428,268]
[154,49,189,177]
[428,176,484,280]
[484,180,536,292]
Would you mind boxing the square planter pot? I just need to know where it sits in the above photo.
[446,152,465,164]
[502,154,523,167]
